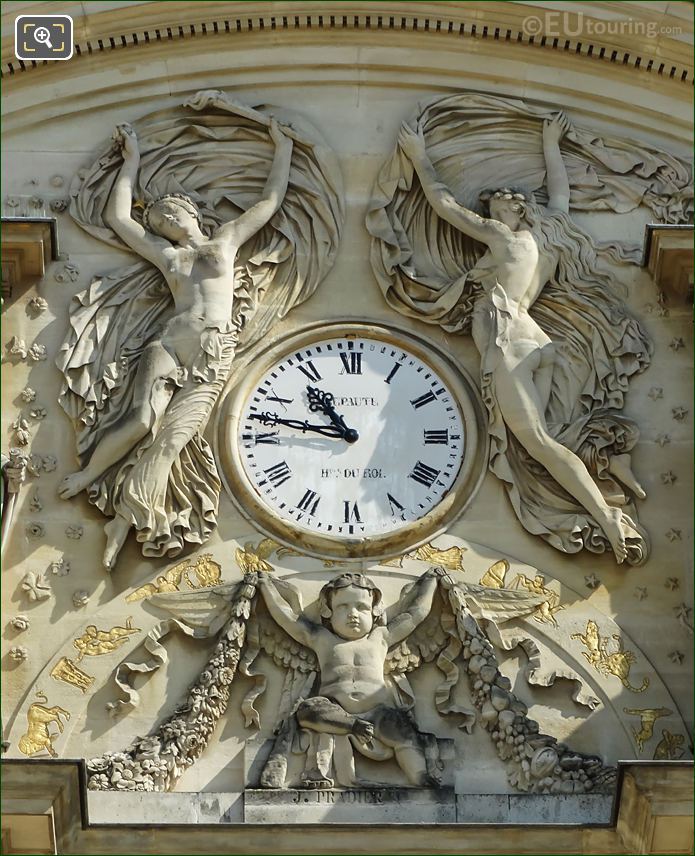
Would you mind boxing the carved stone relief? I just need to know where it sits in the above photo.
[367,92,692,565]
[82,565,618,795]
[4,532,689,816]
[1,67,691,835]
[56,90,344,571]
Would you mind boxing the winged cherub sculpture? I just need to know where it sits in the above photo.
[86,568,617,796]
[256,569,453,789]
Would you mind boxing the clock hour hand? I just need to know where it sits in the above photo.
[248,412,347,439]
[306,386,359,444]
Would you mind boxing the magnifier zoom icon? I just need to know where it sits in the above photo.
[34,26,53,48]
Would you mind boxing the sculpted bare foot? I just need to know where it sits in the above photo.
[351,719,374,746]
[602,507,628,564]
[608,454,646,500]
[58,470,94,499]
[103,516,131,571]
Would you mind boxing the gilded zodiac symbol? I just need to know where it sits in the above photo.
[126,554,222,602]
[653,730,686,760]
[623,707,672,752]
[572,620,648,692]
[18,691,70,757]
[73,617,140,661]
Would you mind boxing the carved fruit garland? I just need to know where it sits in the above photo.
[445,584,616,795]
[87,577,616,794]
[87,578,256,792]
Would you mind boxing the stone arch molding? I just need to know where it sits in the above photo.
[2,2,691,85]
[6,535,687,792]
[2,3,691,151]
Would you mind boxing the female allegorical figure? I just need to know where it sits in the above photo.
[59,118,293,569]
[397,114,645,564]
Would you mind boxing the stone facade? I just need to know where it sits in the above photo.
[1,1,692,853]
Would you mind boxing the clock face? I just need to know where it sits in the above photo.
[219,323,486,559]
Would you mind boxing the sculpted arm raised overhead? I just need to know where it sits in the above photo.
[256,573,319,649]
[103,125,173,270]
[216,118,293,249]
[397,121,507,246]
[542,112,571,213]
[384,566,451,646]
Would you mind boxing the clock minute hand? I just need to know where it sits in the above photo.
[306,385,359,444]
[248,412,346,439]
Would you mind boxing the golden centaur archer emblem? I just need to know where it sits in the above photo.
[571,620,648,692]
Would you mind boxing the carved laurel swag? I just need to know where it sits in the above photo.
[87,578,256,793]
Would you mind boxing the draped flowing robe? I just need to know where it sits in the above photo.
[366,93,691,563]
[58,99,344,558]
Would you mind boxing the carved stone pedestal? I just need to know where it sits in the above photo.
[243,788,456,824]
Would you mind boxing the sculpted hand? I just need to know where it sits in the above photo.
[112,123,138,160]
[427,565,455,589]
[398,120,427,161]
[268,117,293,153]
[184,89,228,111]
[543,111,571,144]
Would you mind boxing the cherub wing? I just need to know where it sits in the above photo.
[239,577,318,728]
[385,596,448,676]
[148,583,240,635]
[384,581,477,731]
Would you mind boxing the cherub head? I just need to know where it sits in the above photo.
[480,187,532,231]
[142,194,204,243]
[318,573,385,640]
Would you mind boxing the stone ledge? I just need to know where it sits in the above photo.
[457,793,613,825]
[642,223,694,303]
[244,787,456,823]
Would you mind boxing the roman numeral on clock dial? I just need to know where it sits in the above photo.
[242,431,280,445]
[339,352,362,374]
[261,461,292,487]
[387,493,406,519]
[297,489,320,515]
[384,362,402,384]
[423,429,449,445]
[343,501,362,523]
[409,460,441,488]
[410,390,437,409]
[296,360,322,382]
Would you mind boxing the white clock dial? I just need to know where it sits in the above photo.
[236,335,465,538]
[220,322,486,560]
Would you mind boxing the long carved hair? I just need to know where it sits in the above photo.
[482,187,628,297]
